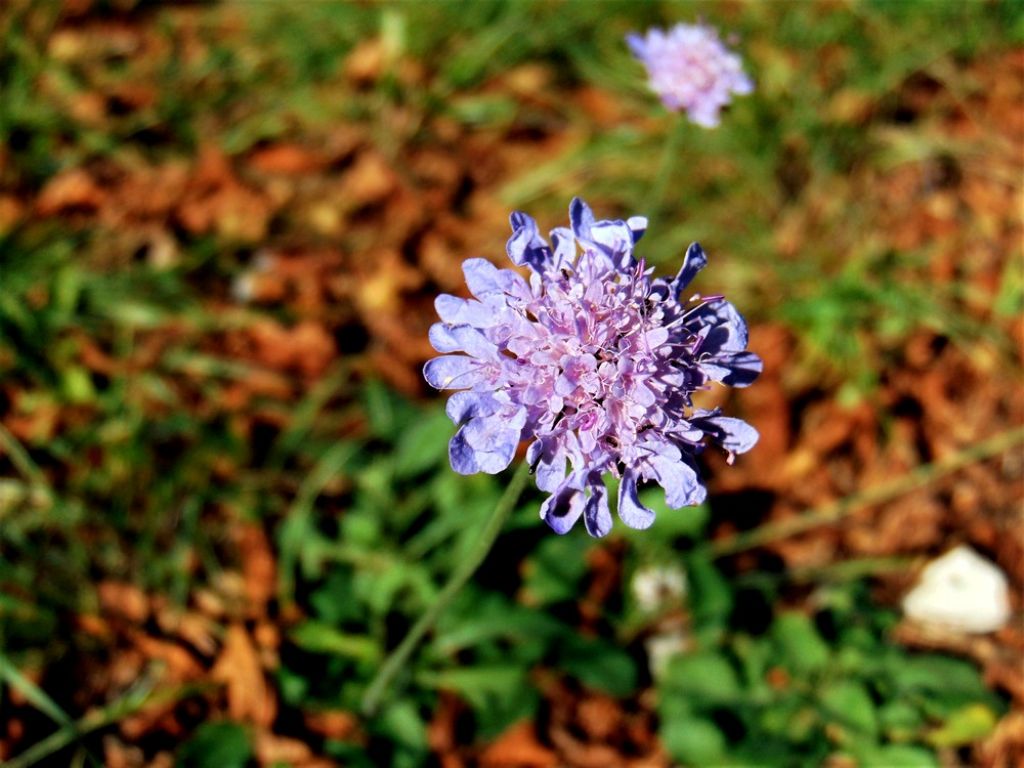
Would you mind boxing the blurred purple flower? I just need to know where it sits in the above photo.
[627,22,752,127]
[424,198,761,537]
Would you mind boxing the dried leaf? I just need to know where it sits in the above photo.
[248,144,325,175]
[211,624,275,727]
[98,581,150,624]
[303,710,359,741]
[236,523,276,618]
[36,169,105,215]
[478,721,558,768]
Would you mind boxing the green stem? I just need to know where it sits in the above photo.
[734,556,915,589]
[0,652,73,729]
[2,683,203,768]
[0,421,53,504]
[361,460,532,716]
[649,115,687,224]
[709,425,1024,558]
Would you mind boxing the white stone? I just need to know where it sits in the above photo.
[645,626,690,678]
[230,272,256,303]
[902,545,1011,634]
[632,564,687,613]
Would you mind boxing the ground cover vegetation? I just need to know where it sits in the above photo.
[0,1,1022,766]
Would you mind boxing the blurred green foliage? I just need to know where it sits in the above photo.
[268,396,1004,764]
[0,0,1019,764]
[659,560,1005,766]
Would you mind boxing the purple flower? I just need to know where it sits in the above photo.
[424,198,761,537]
[627,23,752,127]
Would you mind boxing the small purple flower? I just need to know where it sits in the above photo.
[424,198,761,537]
[627,22,753,127]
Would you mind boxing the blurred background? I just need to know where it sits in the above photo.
[0,1,1021,766]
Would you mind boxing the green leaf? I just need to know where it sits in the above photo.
[891,654,987,698]
[309,569,363,625]
[393,407,451,478]
[277,665,310,707]
[925,703,998,748]
[339,508,384,549]
[892,653,1002,721]
[53,265,83,315]
[878,700,925,740]
[418,665,525,708]
[362,379,416,439]
[856,744,939,767]
[558,635,637,697]
[376,699,428,752]
[520,532,593,605]
[434,592,561,656]
[419,665,538,738]
[353,561,424,617]
[661,650,742,705]
[177,722,252,768]
[429,470,469,520]
[685,553,733,637]
[758,697,810,739]
[61,366,95,404]
[290,620,381,663]
[447,94,518,125]
[733,633,773,697]
[660,714,727,766]
[772,612,830,675]
[819,680,878,741]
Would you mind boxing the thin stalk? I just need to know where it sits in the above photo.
[709,425,1024,559]
[2,683,203,768]
[361,460,532,716]
[649,115,687,226]
[733,556,915,591]
[0,421,53,504]
[0,652,72,728]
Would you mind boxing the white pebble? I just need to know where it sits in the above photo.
[902,545,1011,634]
[632,564,687,613]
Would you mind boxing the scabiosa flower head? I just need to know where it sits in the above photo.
[424,198,761,537]
[627,22,752,127]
